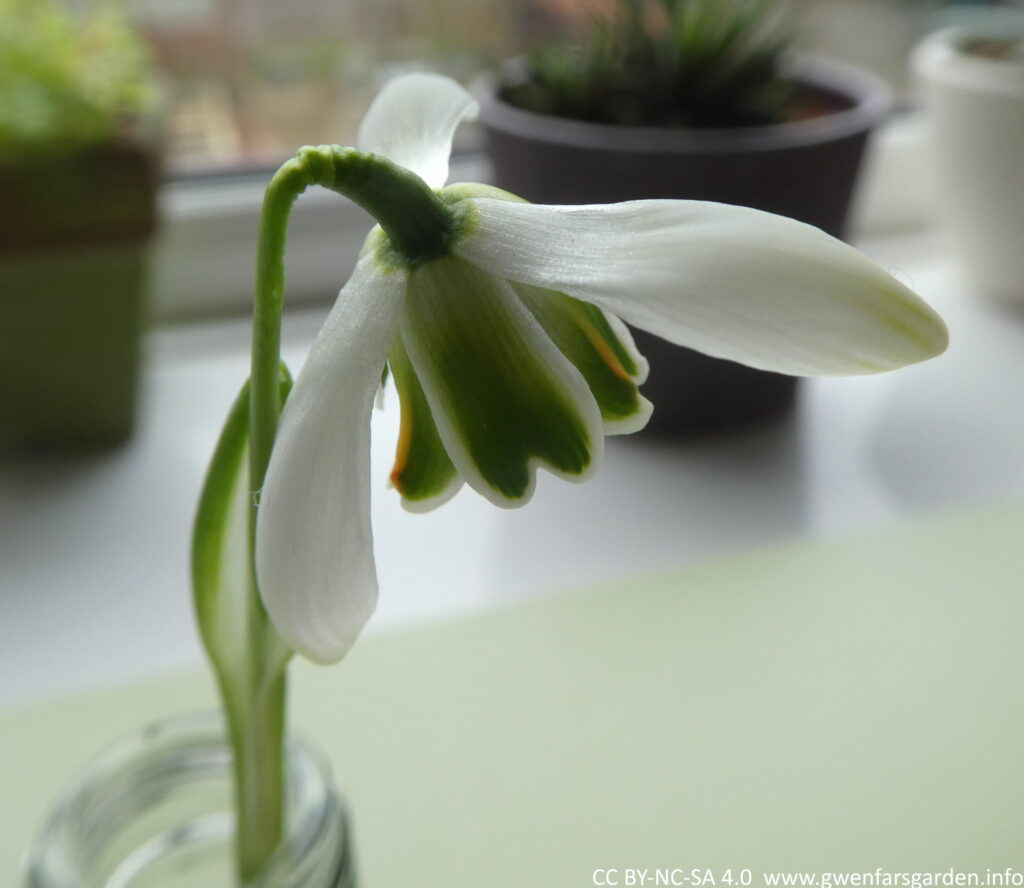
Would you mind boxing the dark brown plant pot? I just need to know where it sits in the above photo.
[0,141,159,447]
[478,57,892,435]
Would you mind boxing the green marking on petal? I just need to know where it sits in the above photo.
[513,283,652,434]
[441,182,527,251]
[387,330,461,510]
[441,181,528,205]
[362,224,429,275]
[400,255,601,504]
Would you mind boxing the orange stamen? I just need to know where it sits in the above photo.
[582,322,632,382]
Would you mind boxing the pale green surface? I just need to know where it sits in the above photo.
[5,502,1024,885]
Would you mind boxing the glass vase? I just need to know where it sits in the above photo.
[24,712,357,888]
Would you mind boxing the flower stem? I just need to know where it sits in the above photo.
[252,146,454,493]
[226,658,289,882]
[212,145,455,882]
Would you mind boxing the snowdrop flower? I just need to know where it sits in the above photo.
[254,73,947,663]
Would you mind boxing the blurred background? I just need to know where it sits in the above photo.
[4,0,1024,701]
[103,0,1020,173]
[6,3,1024,878]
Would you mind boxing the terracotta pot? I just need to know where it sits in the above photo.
[478,57,892,435]
[0,141,159,447]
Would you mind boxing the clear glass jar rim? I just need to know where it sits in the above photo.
[25,711,353,888]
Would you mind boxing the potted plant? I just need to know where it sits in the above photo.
[478,0,893,434]
[0,0,160,446]
[912,12,1024,304]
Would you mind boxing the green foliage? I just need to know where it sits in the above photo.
[501,0,797,128]
[0,0,156,154]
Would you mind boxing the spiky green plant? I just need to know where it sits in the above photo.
[501,0,797,128]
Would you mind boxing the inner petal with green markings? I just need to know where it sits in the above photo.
[387,328,461,512]
[390,254,654,508]
[511,283,652,435]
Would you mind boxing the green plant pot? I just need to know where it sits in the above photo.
[478,57,892,436]
[0,142,158,446]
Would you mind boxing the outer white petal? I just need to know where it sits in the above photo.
[357,72,478,189]
[454,199,948,376]
[256,253,406,664]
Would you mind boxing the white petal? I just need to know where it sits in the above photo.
[454,199,948,376]
[256,253,406,664]
[357,72,478,189]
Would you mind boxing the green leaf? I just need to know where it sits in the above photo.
[191,366,294,880]
[192,368,294,682]
[192,378,255,683]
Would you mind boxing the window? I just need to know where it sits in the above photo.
[133,0,527,174]
[136,0,1018,321]
[131,0,1018,175]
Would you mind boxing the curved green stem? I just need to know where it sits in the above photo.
[214,146,454,882]
[251,146,455,492]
